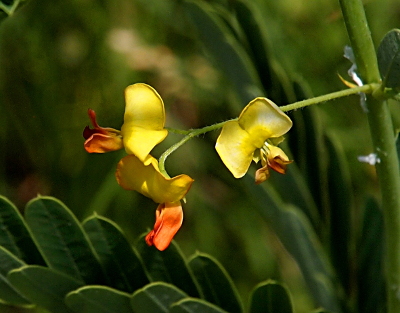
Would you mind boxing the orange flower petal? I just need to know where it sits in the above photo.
[83,109,123,153]
[145,202,183,251]
[255,165,271,184]
[267,145,292,175]
[84,133,123,153]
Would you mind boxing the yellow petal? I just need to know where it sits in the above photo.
[121,83,168,160]
[215,121,256,178]
[145,202,183,251]
[123,127,168,164]
[238,98,292,147]
[123,83,166,129]
[338,73,358,88]
[116,154,194,203]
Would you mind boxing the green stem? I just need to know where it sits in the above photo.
[339,0,400,312]
[160,83,379,173]
[158,121,229,174]
[279,83,377,112]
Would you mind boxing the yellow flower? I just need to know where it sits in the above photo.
[84,83,192,250]
[83,83,168,164]
[116,154,194,251]
[215,97,292,183]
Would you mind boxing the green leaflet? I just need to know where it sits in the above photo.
[249,280,293,313]
[131,282,187,313]
[231,0,290,103]
[66,285,132,313]
[169,298,228,313]
[183,0,264,104]
[0,246,30,306]
[325,133,352,292]
[377,29,400,90]
[136,234,201,298]
[24,196,106,284]
[0,0,27,22]
[0,196,44,265]
[188,253,243,313]
[242,176,341,313]
[289,106,329,225]
[356,198,385,313]
[8,265,83,313]
[230,0,273,91]
[82,215,150,293]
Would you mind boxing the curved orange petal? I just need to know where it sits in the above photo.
[84,133,123,153]
[145,202,183,251]
[267,145,292,174]
[83,109,123,153]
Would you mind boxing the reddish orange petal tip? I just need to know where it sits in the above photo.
[145,202,183,251]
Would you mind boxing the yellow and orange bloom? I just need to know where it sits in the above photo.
[215,97,292,183]
[83,83,168,164]
[116,154,193,250]
[84,83,193,251]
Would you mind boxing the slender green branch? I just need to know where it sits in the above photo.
[158,121,229,174]
[279,83,377,112]
[339,1,400,312]
[165,127,192,135]
[159,83,380,174]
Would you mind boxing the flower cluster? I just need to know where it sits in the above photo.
[84,83,292,250]
[83,84,193,251]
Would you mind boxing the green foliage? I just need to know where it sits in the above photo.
[131,282,187,313]
[356,198,385,313]
[0,197,45,265]
[0,0,27,23]
[8,265,83,313]
[0,195,297,313]
[136,234,202,298]
[377,29,400,91]
[66,286,132,313]
[183,0,263,104]
[169,298,229,313]
[24,197,106,284]
[249,280,293,313]
[82,215,149,293]
[188,253,243,312]
[243,177,340,313]
[0,246,30,306]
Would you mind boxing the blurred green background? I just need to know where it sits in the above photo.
[1,0,400,312]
